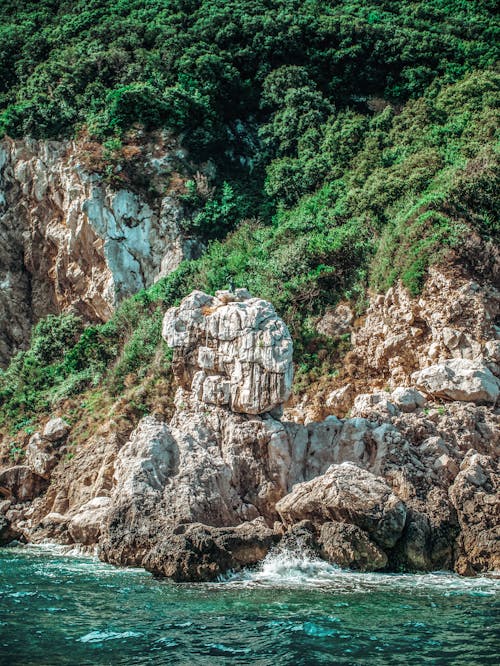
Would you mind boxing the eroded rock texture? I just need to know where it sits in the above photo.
[0,135,203,366]
[2,288,499,580]
[162,289,294,414]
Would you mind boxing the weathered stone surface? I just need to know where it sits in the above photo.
[318,521,388,571]
[390,387,426,413]
[25,433,58,477]
[412,359,500,403]
[68,496,111,546]
[276,462,407,549]
[0,135,203,366]
[449,451,500,574]
[43,418,70,442]
[0,466,47,502]
[162,290,293,414]
[351,392,398,418]
[141,520,278,582]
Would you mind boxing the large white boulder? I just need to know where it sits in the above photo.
[162,289,293,414]
[412,359,500,403]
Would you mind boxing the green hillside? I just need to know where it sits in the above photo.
[0,0,498,439]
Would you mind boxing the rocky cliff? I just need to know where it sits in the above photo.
[1,286,498,579]
[0,134,203,366]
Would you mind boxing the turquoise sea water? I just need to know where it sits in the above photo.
[0,545,498,665]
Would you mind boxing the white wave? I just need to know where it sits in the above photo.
[219,546,500,595]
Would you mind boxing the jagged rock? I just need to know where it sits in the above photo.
[0,135,203,367]
[318,521,388,571]
[162,290,293,414]
[342,268,499,395]
[449,451,500,574]
[0,514,20,545]
[0,466,48,502]
[412,359,500,403]
[276,462,407,549]
[68,496,111,545]
[25,433,58,477]
[141,519,278,582]
[42,418,70,442]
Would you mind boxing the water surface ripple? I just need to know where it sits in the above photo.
[0,545,498,665]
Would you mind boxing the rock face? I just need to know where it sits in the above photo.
[0,466,47,502]
[449,452,500,574]
[315,268,500,420]
[0,135,203,366]
[162,290,293,414]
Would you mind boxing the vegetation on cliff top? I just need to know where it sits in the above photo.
[0,1,499,439]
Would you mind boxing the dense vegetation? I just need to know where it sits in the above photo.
[0,1,498,438]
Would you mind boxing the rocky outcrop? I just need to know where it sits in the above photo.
[162,289,293,415]
[317,268,500,419]
[2,287,499,580]
[0,135,203,366]
[276,463,407,549]
[449,452,500,575]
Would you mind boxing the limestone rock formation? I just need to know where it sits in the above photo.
[412,359,500,403]
[2,284,499,580]
[449,451,500,574]
[276,462,407,549]
[162,289,293,414]
[315,268,500,420]
[0,135,203,366]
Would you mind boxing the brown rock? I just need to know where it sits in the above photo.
[0,466,48,502]
[276,462,407,549]
[318,521,388,571]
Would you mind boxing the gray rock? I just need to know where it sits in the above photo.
[412,359,500,403]
[162,290,293,414]
[43,418,70,442]
[276,462,407,549]
[390,387,426,412]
